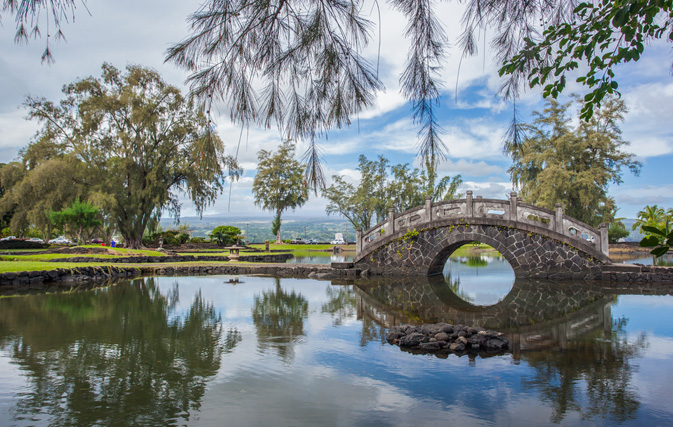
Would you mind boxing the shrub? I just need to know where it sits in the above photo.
[190,237,206,244]
[209,225,242,246]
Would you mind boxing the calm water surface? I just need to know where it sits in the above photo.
[287,253,354,264]
[1,258,672,426]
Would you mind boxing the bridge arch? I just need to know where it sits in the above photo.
[425,229,519,276]
[354,192,610,280]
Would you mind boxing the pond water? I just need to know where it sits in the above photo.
[623,253,673,266]
[286,253,354,264]
[1,262,673,425]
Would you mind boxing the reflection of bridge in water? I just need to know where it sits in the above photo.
[349,276,664,357]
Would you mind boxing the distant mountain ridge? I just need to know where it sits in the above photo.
[160,215,356,243]
[160,216,646,243]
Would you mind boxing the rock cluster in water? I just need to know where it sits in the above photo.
[386,323,509,354]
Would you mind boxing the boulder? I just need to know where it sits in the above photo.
[449,342,466,352]
[441,324,454,334]
[385,331,405,342]
[486,337,509,350]
[399,333,426,347]
[419,341,442,351]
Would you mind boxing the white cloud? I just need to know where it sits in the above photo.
[461,181,513,200]
[621,82,673,158]
[358,90,407,120]
[348,117,508,162]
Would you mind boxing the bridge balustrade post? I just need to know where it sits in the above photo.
[598,223,609,256]
[555,204,564,234]
[509,192,518,222]
[425,196,432,223]
[466,191,473,217]
[388,208,395,234]
[356,228,362,255]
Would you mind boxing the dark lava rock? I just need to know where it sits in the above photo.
[469,334,488,347]
[399,333,426,347]
[419,341,442,351]
[441,324,454,334]
[402,325,418,334]
[385,322,510,356]
[449,342,466,352]
[486,337,509,350]
[386,331,405,342]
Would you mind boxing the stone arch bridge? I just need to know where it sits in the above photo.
[354,191,611,280]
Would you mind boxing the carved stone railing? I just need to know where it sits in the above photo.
[356,191,609,257]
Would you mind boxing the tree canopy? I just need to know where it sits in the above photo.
[505,96,640,227]
[252,140,308,244]
[48,198,101,243]
[323,154,462,231]
[209,225,241,247]
[0,63,241,248]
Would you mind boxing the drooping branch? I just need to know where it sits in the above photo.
[391,0,448,165]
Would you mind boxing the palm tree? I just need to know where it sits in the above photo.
[632,205,667,233]
[633,205,672,264]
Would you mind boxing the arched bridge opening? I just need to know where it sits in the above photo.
[438,241,515,306]
[353,192,610,280]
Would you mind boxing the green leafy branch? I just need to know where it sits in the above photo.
[499,0,673,121]
[640,223,673,257]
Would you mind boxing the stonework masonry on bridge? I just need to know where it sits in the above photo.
[354,192,612,280]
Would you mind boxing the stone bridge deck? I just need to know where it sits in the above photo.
[353,192,611,279]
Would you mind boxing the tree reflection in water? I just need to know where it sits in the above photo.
[442,272,474,304]
[522,317,647,424]
[320,286,357,326]
[251,277,308,362]
[464,256,488,268]
[0,278,225,426]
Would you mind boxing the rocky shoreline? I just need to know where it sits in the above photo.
[0,263,361,294]
[386,323,510,354]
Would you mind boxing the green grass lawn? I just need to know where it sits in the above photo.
[0,259,265,274]
[0,261,118,273]
[75,245,166,257]
[449,244,500,258]
[1,246,167,262]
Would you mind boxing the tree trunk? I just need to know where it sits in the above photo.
[275,228,282,244]
[124,235,144,249]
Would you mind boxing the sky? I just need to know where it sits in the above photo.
[1,0,672,221]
